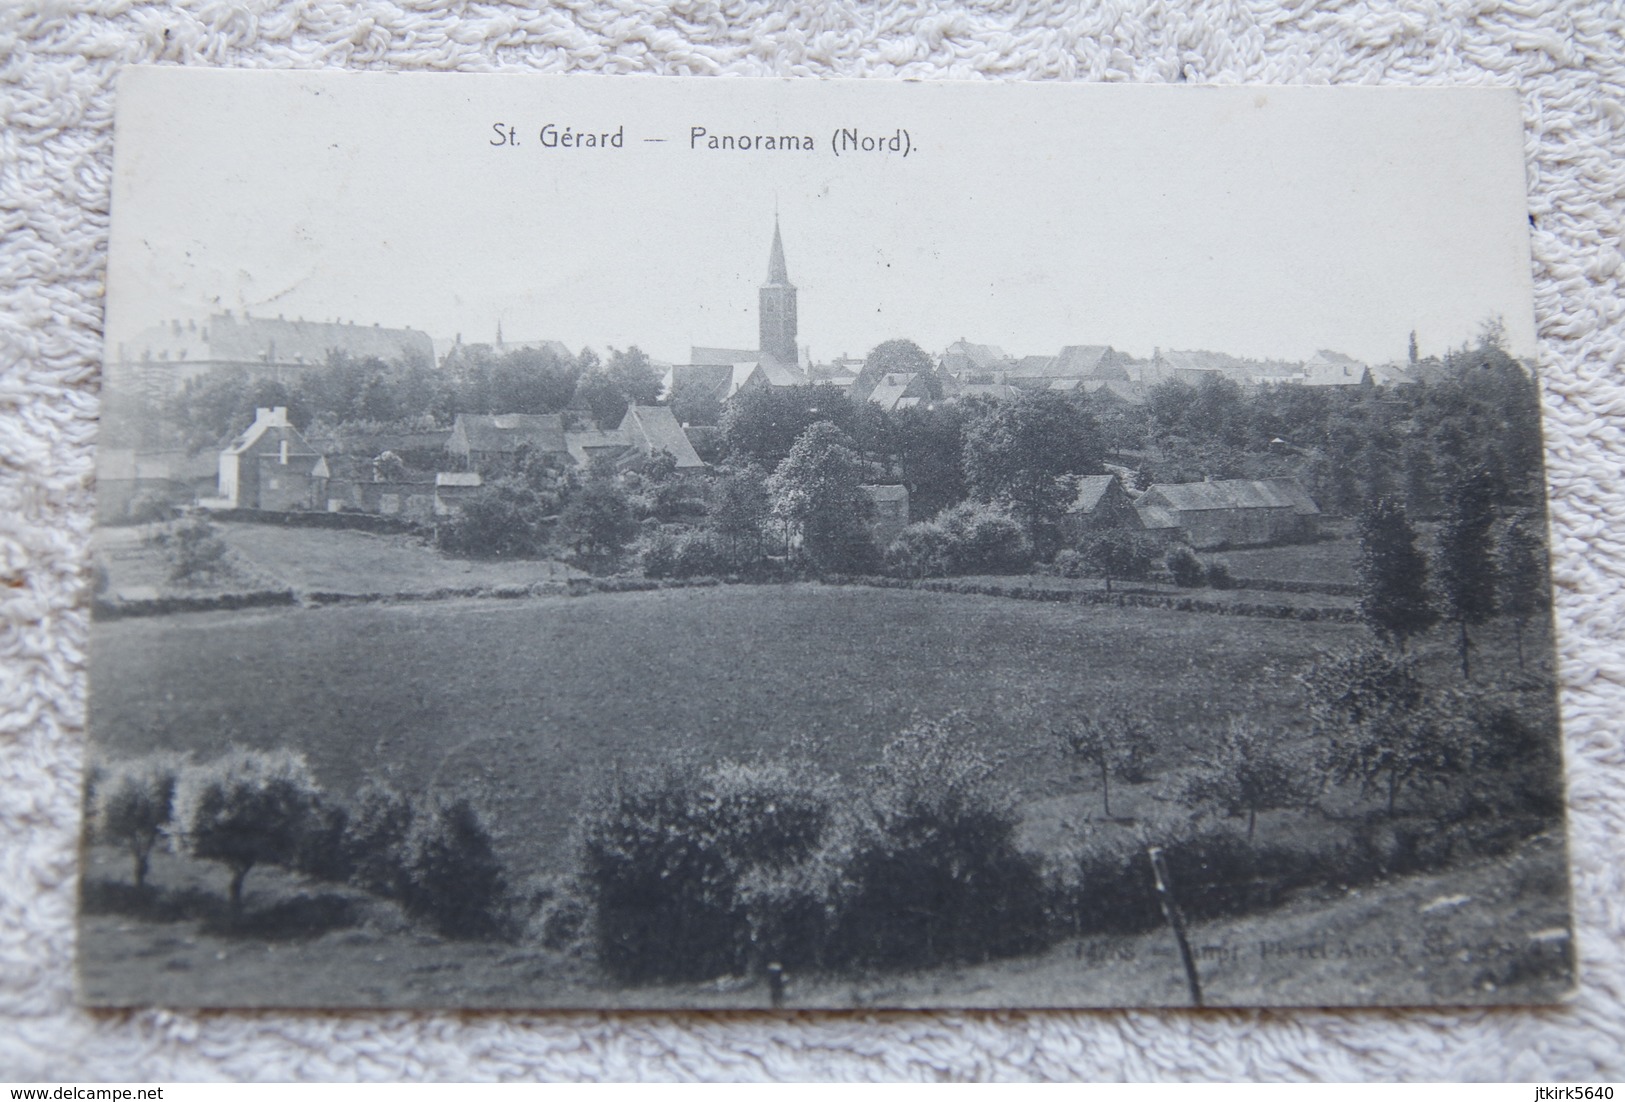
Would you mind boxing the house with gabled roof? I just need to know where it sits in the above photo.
[1062,474,1143,541]
[1135,477,1320,549]
[201,406,325,511]
[618,405,705,470]
[1302,350,1373,387]
[864,372,935,413]
[446,413,569,472]
[941,339,1012,380]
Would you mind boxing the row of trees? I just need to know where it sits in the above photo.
[1354,472,1549,678]
[111,344,666,454]
[87,749,507,938]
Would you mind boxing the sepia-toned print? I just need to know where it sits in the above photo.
[80,71,1572,1009]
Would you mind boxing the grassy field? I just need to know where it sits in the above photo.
[94,521,581,599]
[82,572,1564,1008]
[89,585,1379,875]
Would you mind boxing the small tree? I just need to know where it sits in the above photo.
[1354,497,1438,652]
[90,754,183,891]
[1300,648,1466,816]
[1080,530,1156,593]
[1436,468,1499,679]
[1166,546,1204,588]
[1053,712,1152,817]
[1056,715,1119,818]
[402,795,509,940]
[172,748,321,915]
[560,477,637,572]
[1180,722,1307,841]
[1498,518,1550,671]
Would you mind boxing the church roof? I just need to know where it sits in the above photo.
[690,347,761,367]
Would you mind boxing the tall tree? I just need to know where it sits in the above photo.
[720,384,854,469]
[962,391,1103,557]
[1498,517,1550,671]
[1354,497,1438,653]
[1436,468,1500,679]
[767,421,875,573]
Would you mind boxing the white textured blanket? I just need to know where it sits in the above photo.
[1,0,1621,1081]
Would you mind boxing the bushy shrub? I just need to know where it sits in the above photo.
[1050,548,1087,578]
[578,760,837,982]
[673,529,734,577]
[125,490,175,525]
[89,753,184,891]
[1205,559,1234,589]
[936,502,1033,574]
[1166,546,1204,588]
[151,517,234,586]
[436,477,545,557]
[832,719,1048,969]
[402,795,510,940]
[885,522,954,579]
[343,781,416,899]
[884,502,1032,578]
[638,528,681,579]
[172,748,321,914]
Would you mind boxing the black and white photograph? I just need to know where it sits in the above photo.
[79,69,1573,1010]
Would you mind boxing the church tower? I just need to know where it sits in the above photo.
[759,218,798,367]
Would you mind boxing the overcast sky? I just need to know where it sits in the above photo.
[107,72,1539,367]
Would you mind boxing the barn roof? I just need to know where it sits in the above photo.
[1008,355,1060,378]
[620,405,705,468]
[1068,474,1121,514]
[862,484,909,503]
[1142,477,1320,514]
[453,413,567,455]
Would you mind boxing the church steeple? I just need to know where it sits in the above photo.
[759,217,798,366]
[766,219,789,286]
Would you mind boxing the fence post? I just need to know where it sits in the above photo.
[1147,845,1204,1008]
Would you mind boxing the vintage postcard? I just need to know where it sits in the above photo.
[81,70,1572,1009]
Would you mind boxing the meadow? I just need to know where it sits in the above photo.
[90,584,1375,878]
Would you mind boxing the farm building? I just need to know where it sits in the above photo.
[434,472,484,516]
[1135,477,1320,549]
[201,407,325,511]
[565,405,707,472]
[1062,474,1143,540]
[446,413,569,472]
